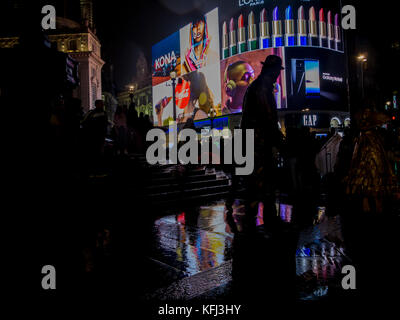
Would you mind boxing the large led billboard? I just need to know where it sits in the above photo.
[152,0,348,126]
[218,0,346,113]
[152,8,222,126]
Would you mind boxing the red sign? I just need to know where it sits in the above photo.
[175,79,190,109]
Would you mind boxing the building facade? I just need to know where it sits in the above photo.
[117,85,153,120]
[47,16,104,111]
[0,0,104,113]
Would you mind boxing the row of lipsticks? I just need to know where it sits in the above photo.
[221,5,342,59]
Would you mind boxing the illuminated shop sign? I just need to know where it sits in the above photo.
[303,114,318,127]
[285,113,330,128]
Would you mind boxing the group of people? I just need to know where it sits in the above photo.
[234,54,399,233]
[226,54,399,302]
[111,103,153,156]
[48,98,153,176]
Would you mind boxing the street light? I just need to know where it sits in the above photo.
[129,85,135,103]
[357,55,367,99]
[170,71,177,122]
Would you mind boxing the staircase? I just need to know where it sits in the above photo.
[144,163,231,208]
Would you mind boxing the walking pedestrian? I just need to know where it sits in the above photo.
[344,108,398,214]
[81,100,108,173]
[113,105,128,155]
[240,55,285,232]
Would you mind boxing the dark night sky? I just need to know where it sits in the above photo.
[94,0,221,90]
[1,0,398,94]
[93,0,398,92]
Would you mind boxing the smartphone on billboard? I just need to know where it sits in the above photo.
[304,59,320,97]
[290,59,320,98]
[290,59,305,96]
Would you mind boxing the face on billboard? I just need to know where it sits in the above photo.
[152,8,222,126]
[152,1,347,126]
[285,47,347,111]
[180,8,220,74]
[220,48,287,114]
[218,0,346,112]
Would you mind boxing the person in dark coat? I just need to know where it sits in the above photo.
[240,55,284,231]
[81,100,108,172]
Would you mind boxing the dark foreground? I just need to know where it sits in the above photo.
[11,152,399,315]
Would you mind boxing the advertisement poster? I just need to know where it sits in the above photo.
[284,47,347,111]
[179,8,220,75]
[220,47,287,114]
[151,31,181,87]
[218,0,344,50]
[152,8,222,126]
[153,64,222,126]
[152,1,348,126]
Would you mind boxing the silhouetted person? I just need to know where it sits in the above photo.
[136,112,146,153]
[293,127,321,226]
[143,114,153,133]
[344,109,397,214]
[126,103,138,153]
[63,98,83,175]
[240,55,284,232]
[127,103,138,129]
[113,105,128,155]
[82,100,108,173]
[341,108,399,302]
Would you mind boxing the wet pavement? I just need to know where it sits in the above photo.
[34,155,398,311]
[144,202,233,299]
[142,198,352,303]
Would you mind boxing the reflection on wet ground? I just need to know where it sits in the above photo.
[149,203,233,277]
[145,198,350,301]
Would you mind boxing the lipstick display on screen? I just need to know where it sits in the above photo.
[229,18,237,56]
[238,14,247,53]
[334,13,342,51]
[272,7,283,47]
[259,9,270,49]
[222,21,229,59]
[284,6,295,46]
[308,7,318,46]
[247,11,258,51]
[297,6,307,46]
[319,8,327,48]
[327,11,335,49]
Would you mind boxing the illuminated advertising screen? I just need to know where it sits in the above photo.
[152,1,347,126]
[218,0,346,113]
[220,47,286,114]
[151,31,181,87]
[152,8,222,126]
[180,8,220,75]
[284,47,347,111]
